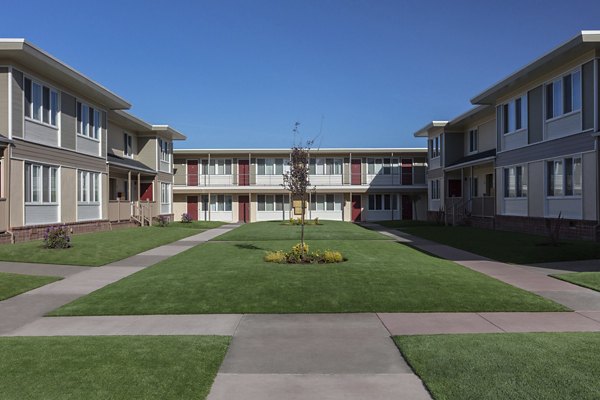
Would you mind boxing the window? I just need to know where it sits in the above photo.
[25,163,58,204]
[160,182,171,204]
[309,194,342,211]
[24,77,59,127]
[257,158,285,175]
[503,166,527,198]
[309,158,343,175]
[208,159,232,175]
[429,136,440,158]
[78,171,101,203]
[546,70,581,119]
[368,194,397,211]
[209,195,232,211]
[431,180,440,200]
[76,101,101,139]
[501,95,527,134]
[257,195,290,211]
[547,157,582,197]
[468,129,478,153]
[159,139,171,162]
[123,133,133,157]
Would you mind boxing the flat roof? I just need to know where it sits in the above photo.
[471,31,600,105]
[413,121,448,137]
[446,105,494,130]
[174,147,427,155]
[0,39,130,110]
[109,110,186,140]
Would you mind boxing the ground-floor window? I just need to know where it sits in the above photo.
[503,165,527,198]
[78,171,101,203]
[210,194,232,211]
[310,194,342,211]
[547,157,581,197]
[430,179,440,200]
[368,194,397,211]
[160,182,171,204]
[257,194,290,211]
[25,163,58,204]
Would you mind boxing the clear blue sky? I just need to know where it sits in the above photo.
[2,0,599,149]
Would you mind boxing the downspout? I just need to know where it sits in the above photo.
[6,144,14,243]
[595,135,600,241]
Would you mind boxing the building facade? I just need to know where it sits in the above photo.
[172,149,428,223]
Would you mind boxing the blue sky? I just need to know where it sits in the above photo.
[3,0,600,149]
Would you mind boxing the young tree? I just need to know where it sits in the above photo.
[282,123,313,258]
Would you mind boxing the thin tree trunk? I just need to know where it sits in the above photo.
[300,194,306,258]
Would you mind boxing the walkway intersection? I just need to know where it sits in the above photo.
[1,223,600,399]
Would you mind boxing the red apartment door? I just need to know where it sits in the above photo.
[187,160,198,186]
[187,196,198,220]
[401,159,413,185]
[140,182,153,201]
[238,160,249,186]
[351,159,361,185]
[401,195,413,220]
[351,195,362,221]
[448,179,462,197]
[238,195,250,222]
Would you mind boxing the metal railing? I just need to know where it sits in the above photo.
[446,196,495,226]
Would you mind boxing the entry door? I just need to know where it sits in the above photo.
[187,196,198,220]
[238,160,249,186]
[140,182,153,201]
[187,160,198,186]
[351,159,361,185]
[402,195,413,220]
[448,179,462,198]
[351,195,362,221]
[238,195,250,222]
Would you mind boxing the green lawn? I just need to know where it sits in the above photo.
[51,222,563,315]
[553,272,600,292]
[0,226,204,267]
[383,224,600,264]
[167,221,226,229]
[395,332,600,400]
[0,272,61,301]
[0,335,229,400]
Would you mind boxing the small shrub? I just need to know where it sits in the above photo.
[181,213,193,223]
[43,225,71,249]
[322,250,343,263]
[291,242,309,256]
[264,243,344,264]
[314,217,320,225]
[264,250,287,263]
[156,215,170,227]
[289,217,295,225]
[296,217,302,225]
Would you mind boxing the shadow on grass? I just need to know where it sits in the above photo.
[397,242,445,260]
[234,243,265,251]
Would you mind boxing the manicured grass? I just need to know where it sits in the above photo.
[395,332,600,400]
[167,221,226,229]
[0,227,201,267]
[553,272,600,292]
[385,224,600,264]
[0,335,230,400]
[52,222,563,315]
[0,272,61,301]
[214,220,388,241]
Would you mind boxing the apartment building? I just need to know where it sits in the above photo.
[172,149,428,223]
[0,39,184,242]
[419,31,600,240]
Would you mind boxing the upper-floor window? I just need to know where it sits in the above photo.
[257,158,285,175]
[309,158,342,175]
[503,165,527,198]
[159,139,171,162]
[123,133,133,157]
[367,158,399,175]
[546,70,581,120]
[208,159,232,175]
[468,129,478,153]
[78,170,100,203]
[76,101,101,140]
[501,95,527,134]
[25,163,58,204]
[547,157,582,197]
[429,136,440,158]
[24,77,59,127]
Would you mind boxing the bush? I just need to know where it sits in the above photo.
[181,213,193,223]
[43,225,71,249]
[264,243,344,264]
[322,250,343,263]
[264,250,287,263]
[291,242,309,256]
[156,215,170,227]
[314,217,320,225]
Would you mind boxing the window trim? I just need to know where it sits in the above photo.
[546,155,583,198]
[545,68,582,122]
[468,128,478,154]
[23,75,60,129]
[123,133,133,158]
[503,165,528,199]
[501,94,527,136]
[257,158,286,176]
[78,170,101,205]
[24,163,59,205]
[76,100,103,142]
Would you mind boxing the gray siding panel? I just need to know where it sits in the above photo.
[12,138,105,171]
[426,168,443,179]
[528,85,543,144]
[12,69,23,138]
[60,92,76,150]
[496,106,502,150]
[0,67,8,137]
[582,60,594,131]
[443,132,464,167]
[496,132,595,167]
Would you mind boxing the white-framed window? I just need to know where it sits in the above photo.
[546,70,581,120]
[429,136,440,158]
[257,194,290,211]
[310,194,342,211]
[367,158,398,175]
[368,194,397,211]
[123,133,133,157]
[159,139,171,162]
[257,158,285,175]
[209,194,232,211]
[24,77,59,127]
[431,179,440,200]
[25,163,58,204]
[78,170,101,203]
[501,95,527,134]
[308,158,342,175]
[208,159,232,175]
[468,129,478,153]
[547,157,582,197]
[503,165,527,198]
[76,101,101,140]
[160,182,171,204]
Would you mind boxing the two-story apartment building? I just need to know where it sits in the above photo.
[418,31,600,240]
[172,148,428,223]
[0,39,185,242]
